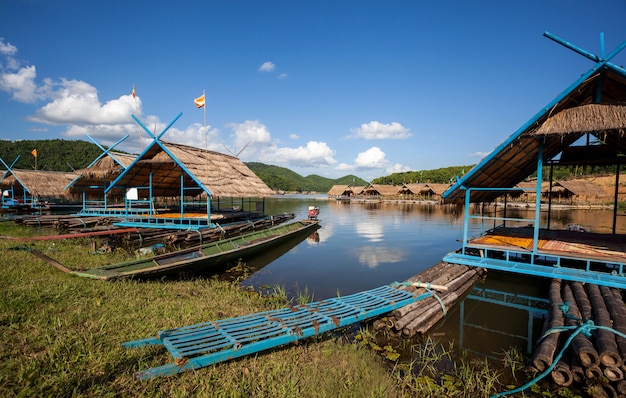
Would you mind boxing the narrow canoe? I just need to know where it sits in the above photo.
[72,219,320,281]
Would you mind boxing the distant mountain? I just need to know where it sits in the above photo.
[245,162,368,193]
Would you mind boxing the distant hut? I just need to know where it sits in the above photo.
[327,185,352,198]
[0,169,79,208]
[549,180,609,204]
[398,183,426,197]
[361,184,400,198]
[105,139,275,229]
[423,183,451,201]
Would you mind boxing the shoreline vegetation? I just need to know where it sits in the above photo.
[0,220,540,398]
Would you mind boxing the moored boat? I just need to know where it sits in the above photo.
[68,219,320,280]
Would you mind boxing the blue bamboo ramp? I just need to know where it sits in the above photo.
[123,284,432,380]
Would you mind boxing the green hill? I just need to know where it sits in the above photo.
[371,165,476,185]
[0,139,105,171]
[245,162,368,193]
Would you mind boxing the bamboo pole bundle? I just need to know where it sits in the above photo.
[531,279,564,371]
[586,283,623,368]
[600,285,626,363]
[379,263,485,337]
[562,284,601,368]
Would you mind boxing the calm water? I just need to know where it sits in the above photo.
[239,195,625,357]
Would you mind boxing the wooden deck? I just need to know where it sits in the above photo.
[468,227,626,263]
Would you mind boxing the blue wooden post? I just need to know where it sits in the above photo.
[532,140,543,255]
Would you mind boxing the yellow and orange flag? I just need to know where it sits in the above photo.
[194,94,205,108]
[31,149,37,158]
[131,85,136,98]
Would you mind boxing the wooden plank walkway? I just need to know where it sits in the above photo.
[123,284,431,380]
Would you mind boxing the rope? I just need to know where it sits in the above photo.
[492,309,626,397]
[390,281,447,316]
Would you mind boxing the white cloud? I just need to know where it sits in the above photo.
[335,146,411,175]
[386,163,412,174]
[267,141,336,167]
[354,147,388,169]
[278,73,288,79]
[0,38,39,103]
[289,133,299,140]
[30,79,137,125]
[348,121,412,140]
[258,61,275,72]
[470,151,490,159]
[0,38,17,56]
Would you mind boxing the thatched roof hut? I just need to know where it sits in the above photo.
[551,179,609,199]
[68,152,136,197]
[0,169,79,200]
[425,183,451,196]
[443,33,626,205]
[362,184,399,197]
[398,183,426,195]
[328,185,351,196]
[106,141,275,198]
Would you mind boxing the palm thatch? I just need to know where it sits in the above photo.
[109,141,275,198]
[425,183,451,196]
[362,184,400,197]
[552,180,609,197]
[68,152,136,194]
[397,183,426,195]
[532,104,626,136]
[327,185,350,196]
[0,169,79,199]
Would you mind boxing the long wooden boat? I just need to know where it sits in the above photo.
[69,219,320,281]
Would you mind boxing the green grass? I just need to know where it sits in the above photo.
[0,221,534,397]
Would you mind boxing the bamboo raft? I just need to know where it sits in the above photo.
[375,262,487,337]
[530,278,626,395]
[123,284,433,380]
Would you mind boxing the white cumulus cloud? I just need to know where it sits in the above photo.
[258,61,276,72]
[348,121,411,140]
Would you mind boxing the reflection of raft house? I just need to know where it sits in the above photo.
[442,32,626,289]
[87,113,275,230]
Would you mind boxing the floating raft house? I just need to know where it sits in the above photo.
[82,113,275,230]
[442,31,626,288]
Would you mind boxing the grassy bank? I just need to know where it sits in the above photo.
[0,221,526,397]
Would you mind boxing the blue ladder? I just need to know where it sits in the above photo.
[123,284,431,380]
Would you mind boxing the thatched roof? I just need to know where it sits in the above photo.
[425,183,451,196]
[328,185,350,195]
[0,169,79,197]
[106,141,275,198]
[398,183,426,194]
[351,185,366,195]
[68,152,137,193]
[532,104,626,136]
[362,184,400,196]
[443,33,626,204]
[553,180,609,197]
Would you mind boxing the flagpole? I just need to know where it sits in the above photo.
[203,90,207,152]
[132,84,143,150]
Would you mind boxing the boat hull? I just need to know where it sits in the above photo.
[74,220,320,280]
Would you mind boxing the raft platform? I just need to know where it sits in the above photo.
[123,284,431,380]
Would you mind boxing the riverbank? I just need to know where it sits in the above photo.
[0,221,516,397]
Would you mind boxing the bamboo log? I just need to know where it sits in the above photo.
[584,365,603,379]
[562,284,600,368]
[586,283,623,368]
[603,365,624,382]
[617,379,626,395]
[570,282,592,321]
[404,272,483,336]
[600,285,626,363]
[531,279,564,371]
[551,359,573,387]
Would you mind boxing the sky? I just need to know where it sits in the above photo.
[1,1,625,181]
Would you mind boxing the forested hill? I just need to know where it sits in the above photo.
[245,162,367,193]
[0,139,104,171]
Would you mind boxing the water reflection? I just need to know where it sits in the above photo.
[351,246,407,268]
[355,219,384,242]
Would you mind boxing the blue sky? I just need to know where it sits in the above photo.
[1,1,625,181]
